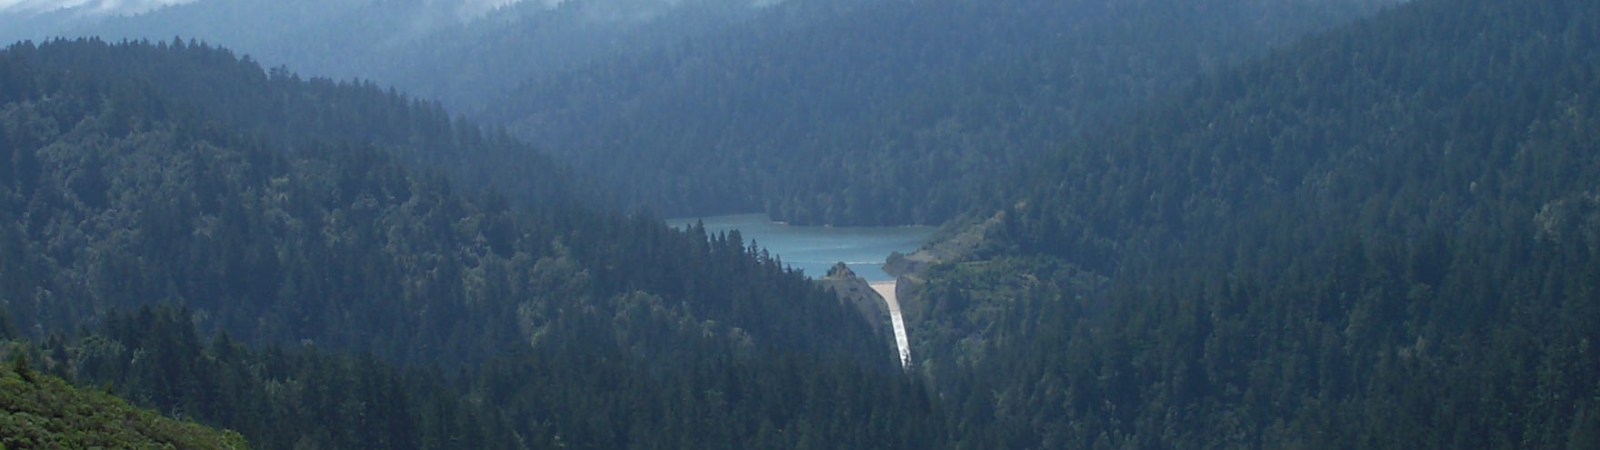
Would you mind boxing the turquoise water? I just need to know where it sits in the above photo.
[666,214,936,282]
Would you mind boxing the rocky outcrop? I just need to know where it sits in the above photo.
[816,263,893,338]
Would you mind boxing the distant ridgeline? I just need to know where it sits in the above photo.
[40,0,779,112]
[489,0,1394,225]
[909,0,1600,447]
[3,35,590,210]
[12,0,1600,447]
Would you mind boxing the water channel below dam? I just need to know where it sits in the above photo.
[668,213,931,367]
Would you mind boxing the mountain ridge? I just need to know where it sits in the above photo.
[906,0,1600,446]
[489,0,1394,225]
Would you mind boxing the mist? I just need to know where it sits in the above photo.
[0,0,198,15]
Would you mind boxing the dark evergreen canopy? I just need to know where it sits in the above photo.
[910,0,1600,447]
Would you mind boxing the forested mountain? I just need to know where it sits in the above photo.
[906,0,1600,447]
[0,38,968,449]
[9,0,1599,448]
[8,35,586,209]
[488,0,1393,225]
[2,0,776,112]
[10,0,1390,227]
[0,38,885,369]
[314,0,773,111]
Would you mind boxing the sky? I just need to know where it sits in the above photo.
[0,0,198,14]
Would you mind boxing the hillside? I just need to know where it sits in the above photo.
[10,0,1600,448]
[6,36,587,209]
[0,305,949,450]
[3,0,777,112]
[0,38,964,449]
[488,0,1392,225]
[0,38,886,370]
[907,0,1600,447]
[0,355,251,450]
[9,0,1391,227]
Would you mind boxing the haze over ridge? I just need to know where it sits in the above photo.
[0,0,196,14]
[0,0,533,16]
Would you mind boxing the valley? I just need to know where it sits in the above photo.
[2,0,1597,448]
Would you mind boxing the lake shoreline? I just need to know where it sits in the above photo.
[665,213,935,282]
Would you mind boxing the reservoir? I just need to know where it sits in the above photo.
[666,214,936,282]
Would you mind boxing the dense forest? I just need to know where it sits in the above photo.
[7,0,1394,226]
[906,0,1600,447]
[3,306,949,449]
[6,36,588,209]
[488,0,1393,225]
[1,38,887,368]
[3,0,779,112]
[0,38,961,449]
[4,0,1599,448]
[6,0,1395,224]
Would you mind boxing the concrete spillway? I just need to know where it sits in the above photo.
[870,281,911,368]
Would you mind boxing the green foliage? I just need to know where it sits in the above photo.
[11,36,588,209]
[53,306,506,450]
[488,0,1391,225]
[3,305,951,450]
[6,353,29,384]
[18,0,773,113]
[913,0,1600,447]
[0,359,251,450]
[0,36,961,450]
[16,0,1598,448]
[0,37,953,449]
[0,38,885,371]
